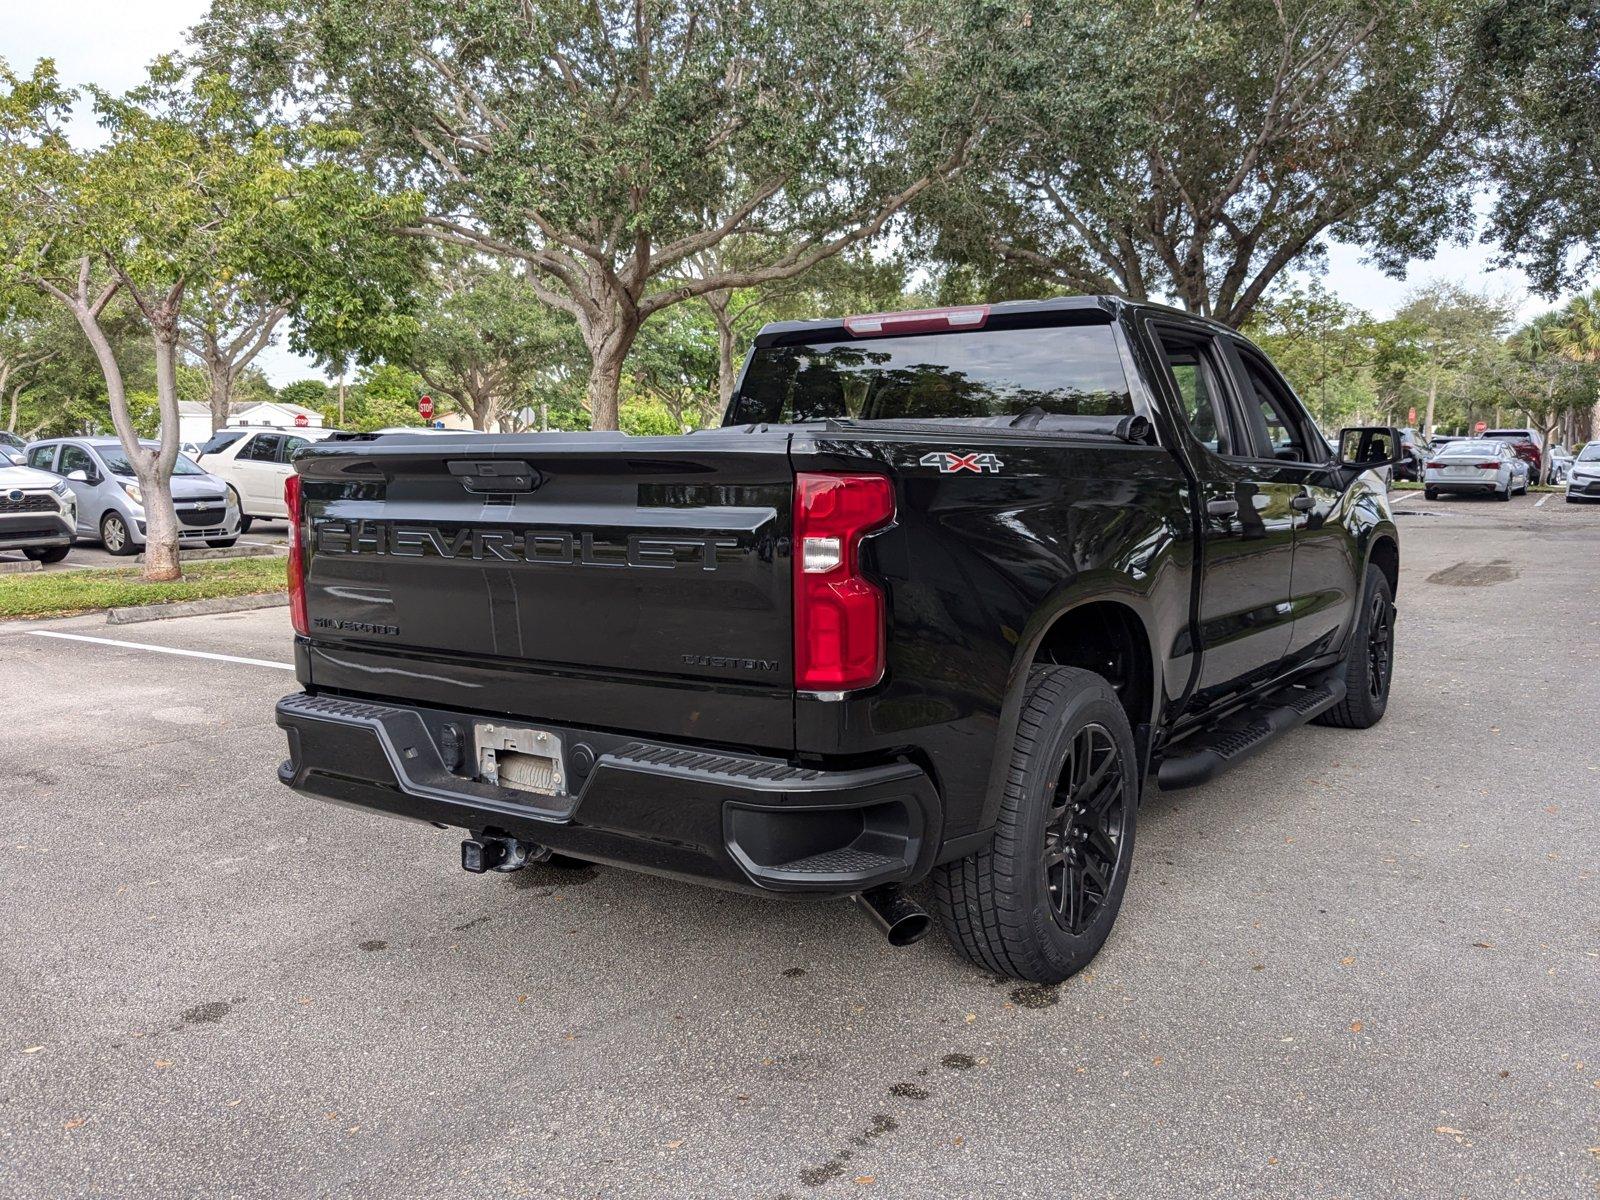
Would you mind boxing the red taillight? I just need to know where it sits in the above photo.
[793,472,894,693]
[1475,462,1501,470]
[285,473,308,636]
[843,305,990,338]
[1425,461,1443,469]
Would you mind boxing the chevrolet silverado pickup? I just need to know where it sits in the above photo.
[274,296,1403,983]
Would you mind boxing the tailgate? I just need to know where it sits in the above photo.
[293,429,794,749]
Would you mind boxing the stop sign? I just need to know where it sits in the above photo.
[419,393,434,420]
[293,412,309,428]
[1474,420,1487,433]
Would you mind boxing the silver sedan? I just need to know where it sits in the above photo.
[1423,440,1527,501]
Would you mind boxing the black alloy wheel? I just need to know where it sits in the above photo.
[1365,589,1393,703]
[1041,725,1128,936]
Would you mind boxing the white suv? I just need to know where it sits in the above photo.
[197,426,336,531]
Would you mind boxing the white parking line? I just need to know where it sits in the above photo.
[1389,491,1420,505]
[1535,494,1550,508]
[27,630,295,670]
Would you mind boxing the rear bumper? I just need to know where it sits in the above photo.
[1425,479,1500,493]
[275,691,941,897]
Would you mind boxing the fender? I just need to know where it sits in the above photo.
[974,578,1164,837]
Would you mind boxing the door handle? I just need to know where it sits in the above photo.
[1206,498,1239,517]
[1290,494,1315,511]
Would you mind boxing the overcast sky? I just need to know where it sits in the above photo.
[3,2,1577,386]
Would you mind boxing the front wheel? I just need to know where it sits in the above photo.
[206,538,238,549]
[100,511,137,556]
[1313,568,1395,730]
[23,545,71,564]
[933,666,1139,983]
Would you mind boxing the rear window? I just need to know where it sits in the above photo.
[1483,430,1534,442]
[1442,442,1501,456]
[198,429,248,456]
[730,324,1133,425]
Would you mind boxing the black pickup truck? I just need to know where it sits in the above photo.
[275,296,1402,983]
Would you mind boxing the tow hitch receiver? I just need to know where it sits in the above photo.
[461,834,549,874]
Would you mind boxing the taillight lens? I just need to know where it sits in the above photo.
[285,473,308,636]
[793,472,894,692]
[1425,461,1443,469]
[1476,462,1501,470]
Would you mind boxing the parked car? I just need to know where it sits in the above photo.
[273,295,1404,984]
[1566,442,1600,502]
[1480,428,1544,481]
[0,430,27,453]
[26,437,241,555]
[0,453,76,563]
[197,426,338,531]
[1394,428,1428,481]
[1,445,25,466]
[1548,445,1573,483]
[1423,439,1526,501]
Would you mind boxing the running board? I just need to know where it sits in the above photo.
[1155,676,1346,790]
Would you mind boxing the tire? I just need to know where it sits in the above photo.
[1424,487,1438,500]
[100,511,137,556]
[933,666,1139,983]
[206,538,238,549]
[1313,568,1395,730]
[1497,479,1512,501]
[23,545,71,564]
[227,488,252,534]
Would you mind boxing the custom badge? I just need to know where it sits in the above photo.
[919,451,1003,474]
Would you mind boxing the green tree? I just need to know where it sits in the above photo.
[1243,283,1383,429]
[202,0,978,430]
[279,378,330,410]
[323,362,427,432]
[1503,312,1600,480]
[1545,290,1600,443]
[0,57,419,578]
[927,0,1484,326]
[1477,2,1600,296]
[411,254,583,431]
[1390,284,1514,436]
[180,283,288,433]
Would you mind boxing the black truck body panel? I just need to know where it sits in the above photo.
[275,296,1398,899]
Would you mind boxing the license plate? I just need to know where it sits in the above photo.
[475,722,566,796]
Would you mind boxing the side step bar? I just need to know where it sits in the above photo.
[1155,675,1346,790]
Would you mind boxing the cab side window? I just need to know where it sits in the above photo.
[239,433,284,462]
[1231,347,1322,463]
[58,445,97,477]
[1155,330,1236,456]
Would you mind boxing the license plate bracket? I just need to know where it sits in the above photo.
[475,722,566,796]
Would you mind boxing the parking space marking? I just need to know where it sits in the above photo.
[26,630,295,670]
[1535,493,1549,507]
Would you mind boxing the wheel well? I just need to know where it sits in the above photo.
[1032,601,1154,730]
[1368,536,1399,598]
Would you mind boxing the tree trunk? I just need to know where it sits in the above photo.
[209,369,232,437]
[139,335,185,581]
[1423,373,1438,437]
[579,309,641,432]
[705,291,739,413]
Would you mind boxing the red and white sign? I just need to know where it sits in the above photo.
[418,394,434,420]
[293,412,309,428]
[1474,420,1487,433]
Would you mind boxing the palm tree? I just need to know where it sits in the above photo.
[1548,289,1600,443]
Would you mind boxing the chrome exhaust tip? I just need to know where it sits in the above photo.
[852,886,931,947]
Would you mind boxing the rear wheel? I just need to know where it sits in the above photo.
[1498,479,1512,501]
[933,666,1138,983]
[100,511,137,556]
[1424,487,1438,500]
[1313,568,1394,730]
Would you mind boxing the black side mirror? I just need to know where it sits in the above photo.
[1337,426,1405,469]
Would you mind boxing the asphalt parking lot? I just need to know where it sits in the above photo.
[1,493,1596,1198]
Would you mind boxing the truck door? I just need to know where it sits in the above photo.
[1148,324,1298,708]
[1220,339,1358,673]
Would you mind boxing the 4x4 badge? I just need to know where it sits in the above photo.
[920,451,1002,474]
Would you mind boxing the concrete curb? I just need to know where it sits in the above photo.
[136,543,282,564]
[0,558,44,574]
[106,591,289,626]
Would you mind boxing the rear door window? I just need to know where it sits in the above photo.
[1153,329,1237,456]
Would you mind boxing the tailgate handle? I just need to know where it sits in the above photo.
[447,460,540,494]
